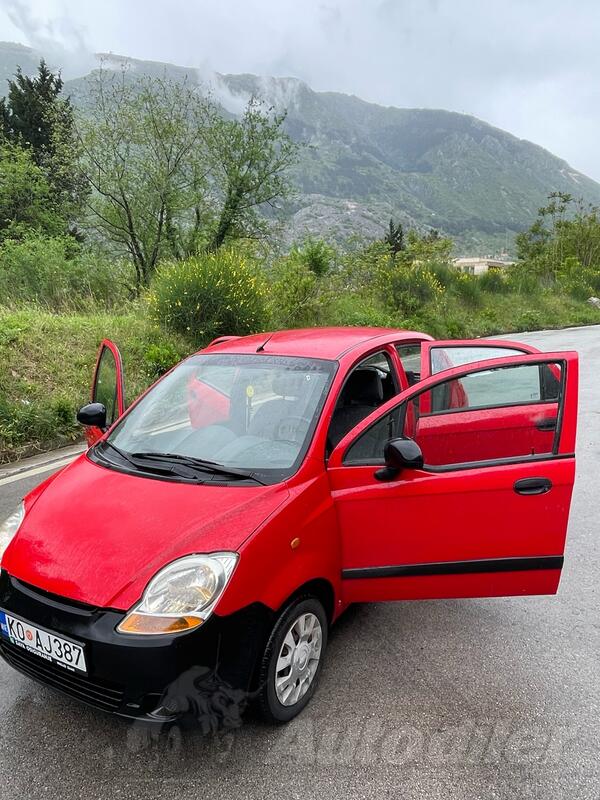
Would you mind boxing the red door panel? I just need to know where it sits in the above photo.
[327,351,578,604]
[332,457,574,601]
[416,402,557,465]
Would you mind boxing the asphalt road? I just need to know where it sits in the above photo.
[0,326,598,800]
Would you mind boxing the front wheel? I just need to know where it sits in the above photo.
[257,596,328,723]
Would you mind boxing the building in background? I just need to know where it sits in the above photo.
[452,257,514,275]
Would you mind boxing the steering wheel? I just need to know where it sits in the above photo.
[274,415,311,445]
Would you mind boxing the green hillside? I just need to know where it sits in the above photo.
[3,42,600,253]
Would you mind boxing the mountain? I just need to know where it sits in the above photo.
[0,41,44,84]
[3,41,600,254]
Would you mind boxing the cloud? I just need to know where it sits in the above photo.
[1,0,94,77]
[1,0,600,179]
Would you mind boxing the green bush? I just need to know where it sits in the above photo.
[327,292,397,328]
[0,235,133,310]
[555,257,598,300]
[427,261,457,289]
[375,257,443,314]
[143,342,184,379]
[516,310,543,330]
[289,237,336,277]
[268,258,322,328]
[479,267,509,294]
[0,142,66,242]
[338,241,390,291]
[435,315,470,338]
[506,263,543,295]
[560,277,594,301]
[148,248,267,346]
[451,271,483,306]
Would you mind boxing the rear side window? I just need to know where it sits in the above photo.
[396,344,421,386]
[429,345,525,374]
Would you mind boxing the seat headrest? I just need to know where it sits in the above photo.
[343,368,383,405]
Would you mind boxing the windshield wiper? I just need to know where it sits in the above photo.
[129,451,266,485]
[97,441,206,481]
[98,440,138,466]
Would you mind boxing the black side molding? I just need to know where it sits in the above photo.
[342,555,564,580]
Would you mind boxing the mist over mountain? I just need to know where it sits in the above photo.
[3,41,600,254]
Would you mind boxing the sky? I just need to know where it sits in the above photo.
[1,0,600,179]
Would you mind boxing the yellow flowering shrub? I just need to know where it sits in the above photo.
[148,248,268,345]
[375,255,443,314]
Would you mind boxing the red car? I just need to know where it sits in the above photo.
[0,328,578,724]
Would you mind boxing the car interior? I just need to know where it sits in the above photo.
[327,352,397,453]
[175,368,326,469]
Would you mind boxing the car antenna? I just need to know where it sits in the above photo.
[256,333,273,353]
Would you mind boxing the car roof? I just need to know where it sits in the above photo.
[198,327,430,360]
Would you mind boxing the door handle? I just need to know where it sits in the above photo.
[536,417,557,431]
[514,477,552,495]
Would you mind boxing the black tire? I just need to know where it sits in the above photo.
[257,596,328,723]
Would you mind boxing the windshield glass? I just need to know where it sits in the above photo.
[103,353,336,482]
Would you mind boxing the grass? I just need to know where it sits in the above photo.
[0,306,188,462]
[1,285,598,463]
[406,290,600,339]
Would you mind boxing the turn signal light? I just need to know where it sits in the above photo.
[117,613,203,635]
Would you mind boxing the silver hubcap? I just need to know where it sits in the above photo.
[275,612,323,706]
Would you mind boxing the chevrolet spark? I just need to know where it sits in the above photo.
[0,328,578,723]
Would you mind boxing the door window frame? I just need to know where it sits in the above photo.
[91,339,126,424]
[392,340,423,389]
[421,339,534,380]
[325,345,402,455]
[328,352,576,474]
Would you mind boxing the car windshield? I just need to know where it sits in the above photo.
[102,353,336,483]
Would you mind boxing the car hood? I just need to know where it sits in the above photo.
[3,455,289,610]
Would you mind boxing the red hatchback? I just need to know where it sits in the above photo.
[0,328,578,723]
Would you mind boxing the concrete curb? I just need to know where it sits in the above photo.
[0,444,86,481]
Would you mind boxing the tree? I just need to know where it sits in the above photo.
[1,60,85,219]
[205,98,299,251]
[289,237,335,276]
[384,218,404,256]
[517,193,600,278]
[77,69,214,291]
[405,228,453,263]
[78,72,300,289]
[0,141,64,241]
[1,60,64,158]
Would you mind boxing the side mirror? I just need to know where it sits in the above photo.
[77,402,107,430]
[375,437,424,481]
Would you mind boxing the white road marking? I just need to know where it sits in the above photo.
[0,456,76,487]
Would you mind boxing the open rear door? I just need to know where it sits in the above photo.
[85,339,125,446]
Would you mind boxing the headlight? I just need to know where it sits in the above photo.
[0,502,25,563]
[117,553,238,635]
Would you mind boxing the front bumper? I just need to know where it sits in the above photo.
[0,571,273,723]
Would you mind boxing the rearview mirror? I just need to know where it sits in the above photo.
[375,437,424,481]
[77,402,107,430]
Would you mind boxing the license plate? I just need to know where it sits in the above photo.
[0,610,87,674]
